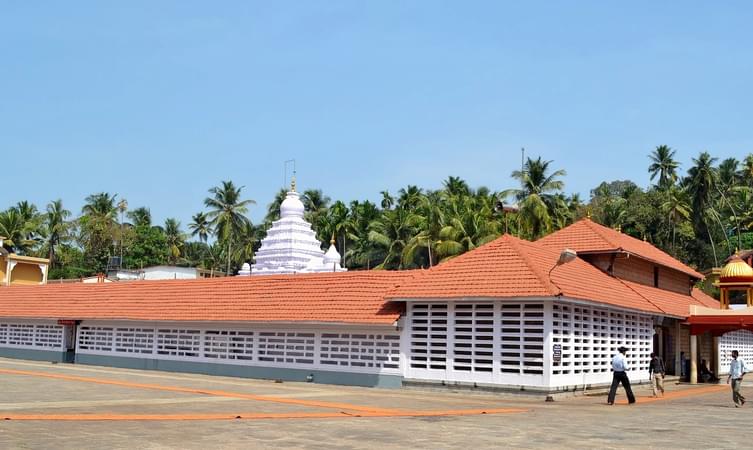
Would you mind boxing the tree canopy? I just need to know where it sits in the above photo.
[4,149,751,279]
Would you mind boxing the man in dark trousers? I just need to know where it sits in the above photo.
[607,346,636,405]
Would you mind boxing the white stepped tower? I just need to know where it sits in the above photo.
[249,180,346,275]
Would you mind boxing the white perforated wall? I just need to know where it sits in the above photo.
[0,321,64,350]
[76,322,401,375]
[719,330,753,374]
[550,302,652,387]
[406,301,546,385]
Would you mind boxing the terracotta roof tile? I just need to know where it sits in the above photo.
[0,271,413,325]
[537,218,704,279]
[387,234,666,314]
[388,234,716,318]
[617,281,720,318]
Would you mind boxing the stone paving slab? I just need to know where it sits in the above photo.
[0,358,751,449]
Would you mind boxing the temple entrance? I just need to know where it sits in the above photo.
[61,321,77,363]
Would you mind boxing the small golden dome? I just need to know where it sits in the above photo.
[720,255,753,282]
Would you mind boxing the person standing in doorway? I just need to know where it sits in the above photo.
[607,346,636,405]
[727,350,747,407]
[648,352,665,397]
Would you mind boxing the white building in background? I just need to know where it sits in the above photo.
[249,182,345,275]
[107,266,224,281]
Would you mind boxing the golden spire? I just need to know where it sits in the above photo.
[331,233,336,246]
[616,225,622,233]
[586,209,592,220]
[290,173,297,192]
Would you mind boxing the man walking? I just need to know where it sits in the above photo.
[607,346,636,405]
[648,352,665,397]
[727,350,747,407]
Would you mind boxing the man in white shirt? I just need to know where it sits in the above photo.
[607,346,636,405]
[726,350,747,407]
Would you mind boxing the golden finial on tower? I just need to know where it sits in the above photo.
[290,173,297,192]
[331,233,336,246]
[616,225,622,233]
[586,209,592,220]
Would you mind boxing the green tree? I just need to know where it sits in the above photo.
[79,192,119,272]
[188,212,212,243]
[302,189,330,230]
[163,218,185,264]
[0,208,38,254]
[41,199,71,266]
[127,207,152,228]
[204,180,255,274]
[123,225,168,269]
[502,156,566,239]
[264,188,289,224]
[648,145,680,189]
[684,152,720,265]
[368,208,422,269]
[661,187,691,255]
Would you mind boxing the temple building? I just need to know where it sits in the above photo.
[249,182,345,275]
[0,217,749,392]
[0,236,49,286]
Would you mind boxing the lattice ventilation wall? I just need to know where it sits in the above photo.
[551,302,652,386]
[719,330,753,374]
[77,324,401,374]
[406,302,546,385]
[0,322,64,350]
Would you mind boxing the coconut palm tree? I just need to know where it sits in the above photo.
[127,207,152,228]
[163,218,185,264]
[82,193,118,220]
[443,176,471,197]
[502,156,566,239]
[661,187,691,255]
[188,212,212,243]
[320,200,350,264]
[264,188,289,223]
[397,185,424,211]
[302,189,330,230]
[42,199,71,265]
[0,209,37,254]
[368,208,422,269]
[380,190,394,210]
[648,145,680,190]
[684,152,720,264]
[740,154,753,187]
[230,221,257,268]
[718,158,740,193]
[204,180,255,274]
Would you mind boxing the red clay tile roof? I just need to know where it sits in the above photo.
[387,234,666,313]
[387,234,715,318]
[617,281,719,318]
[0,233,718,323]
[537,218,704,279]
[0,271,412,325]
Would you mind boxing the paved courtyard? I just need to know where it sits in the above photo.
[0,357,749,449]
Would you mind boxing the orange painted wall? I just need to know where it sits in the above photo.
[9,262,43,285]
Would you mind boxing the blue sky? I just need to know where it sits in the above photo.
[1,2,752,225]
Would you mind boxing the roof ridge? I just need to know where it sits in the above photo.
[505,236,559,296]
[582,219,621,249]
[584,219,703,279]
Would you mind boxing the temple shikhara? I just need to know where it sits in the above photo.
[0,189,750,391]
[246,182,345,275]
